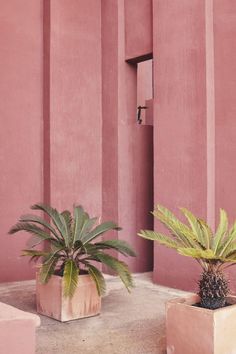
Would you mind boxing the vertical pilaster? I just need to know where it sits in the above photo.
[153,0,208,290]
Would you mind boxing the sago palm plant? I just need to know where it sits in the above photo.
[9,203,136,298]
[138,205,236,309]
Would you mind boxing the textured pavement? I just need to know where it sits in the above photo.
[0,273,188,354]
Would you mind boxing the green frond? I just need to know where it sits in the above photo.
[152,205,202,249]
[178,248,218,260]
[219,242,236,259]
[138,230,181,249]
[95,253,134,292]
[197,218,212,249]
[63,259,78,298]
[79,243,97,255]
[61,210,72,247]
[31,204,66,241]
[39,256,58,284]
[9,222,51,242]
[87,264,106,296]
[180,208,209,248]
[219,223,236,257]
[19,214,60,240]
[213,209,228,252]
[94,239,136,257]
[21,249,49,258]
[77,217,98,242]
[81,221,121,245]
[72,206,88,243]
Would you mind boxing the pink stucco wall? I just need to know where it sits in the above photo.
[2,0,236,288]
[125,0,153,61]
[0,1,43,281]
[102,0,153,272]
[153,0,208,291]
[49,0,102,216]
[214,0,236,290]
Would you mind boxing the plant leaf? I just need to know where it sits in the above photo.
[153,205,202,248]
[81,221,120,245]
[95,239,136,257]
[39,256,58,284]
[72,206,87,243]
[180,208,209,248]
[63,259,78,298]
[138,230,181,249]
[9,222,52,241]
[31,204,66,241]
[87,264,106,296]
[213,209,228,252]
[95,252,134,292]
[19,214,60,240]
[178,248,218,260]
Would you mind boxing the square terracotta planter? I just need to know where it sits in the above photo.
[36,273,101,322]
[166,294,236,354]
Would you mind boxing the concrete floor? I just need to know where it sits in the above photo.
[0,273,188,354]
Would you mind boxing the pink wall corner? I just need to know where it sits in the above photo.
[152,0,207,290]
[49,0,102,217]
[125,0,153,61]
[101,0,153,272]
[213,0,236,291]
[0,1,43,281]
[101,0,119,235]
[137,60,153,124]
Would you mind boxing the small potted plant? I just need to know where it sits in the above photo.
[9,203,136,322]
[138,205,236,354]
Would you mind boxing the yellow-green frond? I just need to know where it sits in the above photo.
[152,205,203,249]
[178,248,218,260]
[138,230,181,249]
[63,259,78,298]
[180,208,208,248]
[213,209,228,252]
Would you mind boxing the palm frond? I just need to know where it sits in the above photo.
[180,208,209,248]
[39,256,59,284]
[19,214,60,240]
[61,210,72,247]
[94,239,136,257]
[95,253,134,292]
[77,217,98,242]
[138,230,181,249]
[213,209,228,252]
[152,205,202,248]
[9,222,51,242]
[31,204,66,241]
[72,206,87,243]
[21,249,50,263]
[197,218,212,249]
[87,264,106,296]
[63,259,78,298]
[21,249,49,257]
[178,248,219,260]
[81,221,121,245]
[219,223,236,257]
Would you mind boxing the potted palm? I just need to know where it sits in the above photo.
[9,203,136,322]
[138,205,236,354]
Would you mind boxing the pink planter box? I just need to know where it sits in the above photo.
[36,273,101,322]
[0,302,40,354]
[166,294,236,354]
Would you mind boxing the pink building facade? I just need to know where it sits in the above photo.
[1,0,236,292]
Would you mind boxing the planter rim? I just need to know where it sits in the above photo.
[167,294,236,313]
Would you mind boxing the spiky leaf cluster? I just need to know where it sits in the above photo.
[198,271,229,309]
[9,203,136,298]
[138,205,236,308]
